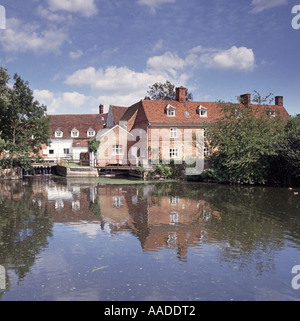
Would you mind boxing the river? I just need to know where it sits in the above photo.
[0,176,299,301]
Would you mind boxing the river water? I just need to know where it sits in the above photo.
[0,176,299,301]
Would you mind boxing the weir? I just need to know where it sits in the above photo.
[23,163,57,177]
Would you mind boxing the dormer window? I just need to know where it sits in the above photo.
[55,129,63,138]
[198,105,208,118]
[166,104,176,117]
[268,110,276,118]
[87,128,96,137]
[168,109,175,117]
[71,128,79,138]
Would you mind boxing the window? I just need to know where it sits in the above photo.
[170,128,177,138]
[170,148,179,159]
[87,128,95,137]
[72,201,80,211]
[166,104,176,117]
[170,212,179,225]
[167,109,175,117]
[55,130,63,138]
[170,196,179,205]
[198,105,208,118]
[204,147,210,157]
[71,129,79,138]
[268,110,276,118]
[64,148,70,155]
[200,109,207,117]
[113,145,123,155]
[185,111,190,118]
[113,196,123,207]
[49,149,54,155]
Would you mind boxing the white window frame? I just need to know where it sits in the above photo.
[204,147,210,157]
[169,148,179,159]
[167,109,176,117]
[55,130,63,138]
[113,196,124,207]
[87,129,96,137]
[71,129,79,138]
[170,211,179,225]
[269,110,276,118]
[112,145,123,156]
[170,127,177,138]
[198,105,208,118]
[170,196,179,205]
[63,148,70,155]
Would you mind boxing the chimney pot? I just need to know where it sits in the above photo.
[275,96,283,106]
[99,104,104,114]
[176,86,186,103]
[240,94,251,106]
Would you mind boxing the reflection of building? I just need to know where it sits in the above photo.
[139,196,221,261]
[14,178,223,262]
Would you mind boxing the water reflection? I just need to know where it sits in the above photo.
[0,177,299,300]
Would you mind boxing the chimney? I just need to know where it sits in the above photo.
[99,104,104,114]
[176,86,186,103]
[275,96,283,106]
[240,94,251,106]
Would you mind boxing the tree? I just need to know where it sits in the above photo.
[145,81,193,101]
[0,67,51,169]
[206,95,286,185]
[271,115,300,186]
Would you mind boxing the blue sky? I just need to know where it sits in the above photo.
[0,0,299,116]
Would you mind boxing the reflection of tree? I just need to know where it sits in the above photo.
[89,195,102,217]
[0,179,53,292]
[202,184,300,276]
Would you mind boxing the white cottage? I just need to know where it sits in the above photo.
[44,108,107,163]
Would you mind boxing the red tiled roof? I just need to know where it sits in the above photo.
[48,113,108,139]
[110,105,129,125]
[138,100,290,125]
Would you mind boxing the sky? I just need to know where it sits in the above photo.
[0,0,299,116]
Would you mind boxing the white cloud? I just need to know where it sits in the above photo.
[0,18,67,54]
[63,45,255,110]
[70,49,83,59]
[48,0,98,17]
[34,89,97,114]
[37,5,69,23]
[64,65,182,107]
[65,66,167,93]
[193,46,255,72]
[146,51,186,78]
[249,0,288,14]
[137,0,176,13]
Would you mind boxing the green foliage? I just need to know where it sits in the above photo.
[0,67,51,169]
[207,97,286,185]
[145,80,193,101]
[270,115,300,185]
[89,138,100,154]
[137,165,146,175]
[199,168,223,182]
[154,164,172,178]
